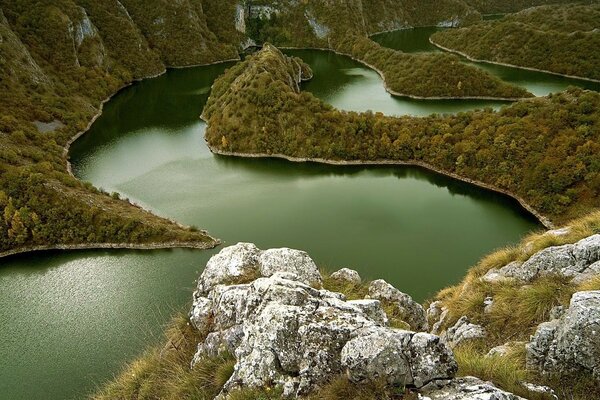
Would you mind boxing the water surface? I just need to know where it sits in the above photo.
[372,27,600,96]
[4,33,587,399]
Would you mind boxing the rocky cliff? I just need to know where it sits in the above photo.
[95,243,531,399]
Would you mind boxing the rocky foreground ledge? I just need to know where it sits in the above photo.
[188,243,525,399]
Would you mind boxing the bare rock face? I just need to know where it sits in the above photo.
[195,243,322,296]
[330,267,362,285]
[259,248,322,287]
[369,279,428,331]
[527,291,600,383]
[190,244,458,398]
[419,376,526,399]
[483,235,600,284]
[441,316,486,348]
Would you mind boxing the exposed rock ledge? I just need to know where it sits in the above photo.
[188,243,524,399]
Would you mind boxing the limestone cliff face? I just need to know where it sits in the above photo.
[243,0,481,47]
[0,0,242,130]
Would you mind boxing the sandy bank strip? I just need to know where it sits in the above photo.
[281,46,527,101]
[429,39,600,83]
[208,144,554,230]
[0,239,222,260]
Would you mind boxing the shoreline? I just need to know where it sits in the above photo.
[281,46,527,101]
[206,144,554,229]
[62,57,241,176]
[429,39,600,83]
[7,57,242,261]
[0,240,222,260]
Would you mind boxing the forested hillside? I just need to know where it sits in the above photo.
[204,45,600,226]
[0,0,243,254]
[431,4,600,80]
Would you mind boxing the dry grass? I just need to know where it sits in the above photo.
[453,342,553,400]
[305,376,410,400]
[92,313,234,400]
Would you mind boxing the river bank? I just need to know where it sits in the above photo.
[206,144,554,229]
[0,239,221,260]
[282,46,527,101]
[429,39,600,83]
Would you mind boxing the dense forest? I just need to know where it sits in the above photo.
[204,45,600,226]
[0,0,556,255]
[244,0,531,98]
[0,0,246,254]
[331,34,530,99]
[430,4,600,81]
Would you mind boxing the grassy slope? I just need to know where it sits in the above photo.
[204,45,600,226]
[432,210,600,400]
[0,0,244,254]
[431,4,600,80]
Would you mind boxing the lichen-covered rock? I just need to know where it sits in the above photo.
[527,290,600,382]
[441,316,486,348]
[259,248,322,287]
[347,299,388,326]
[195,243,323,296]
[369,279,428,331]
[330,267,362,285]
[341,328,413,386]
[483,235,600,284]
[189,245,458,398]
[196,243,261,295]
[427,301,449,335]
[419,376,526,399]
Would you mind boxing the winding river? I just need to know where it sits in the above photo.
[1,28,597,400]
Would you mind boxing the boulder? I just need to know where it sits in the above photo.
[419,376,526,399]
[189,245,458,398]
[483,235,600,284]
[196,242,261,295]
[330,267,362,285]
[347,299,388,326]
[526,290,600,382]
[195,243,322,297]
[259,247,322,287]
[369,279,428,331]
[441,316,486,348]
[427,301,449,335]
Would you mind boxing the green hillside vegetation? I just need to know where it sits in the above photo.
[332,34,530,99]
[430,4,600,80]
[462,0,588,14]
[245,0,531,99]
[0,0,244,254]
[204,45,600,226]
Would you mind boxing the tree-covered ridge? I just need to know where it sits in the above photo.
[244,0,531,99]
[332,34,531,99]
[0,0,245,255]
[462,0,589,14]
[430,4,600,81]
[204,45,600,226]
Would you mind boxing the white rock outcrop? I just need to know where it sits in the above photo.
[482,235,600,284]
[369,279,428,331]
[330,267,362,285]
[419,376,526,399]
[441,316,486,348]
[190,244,457,398]
[527,290,600,383]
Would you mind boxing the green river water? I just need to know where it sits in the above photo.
[1,28,597,400]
